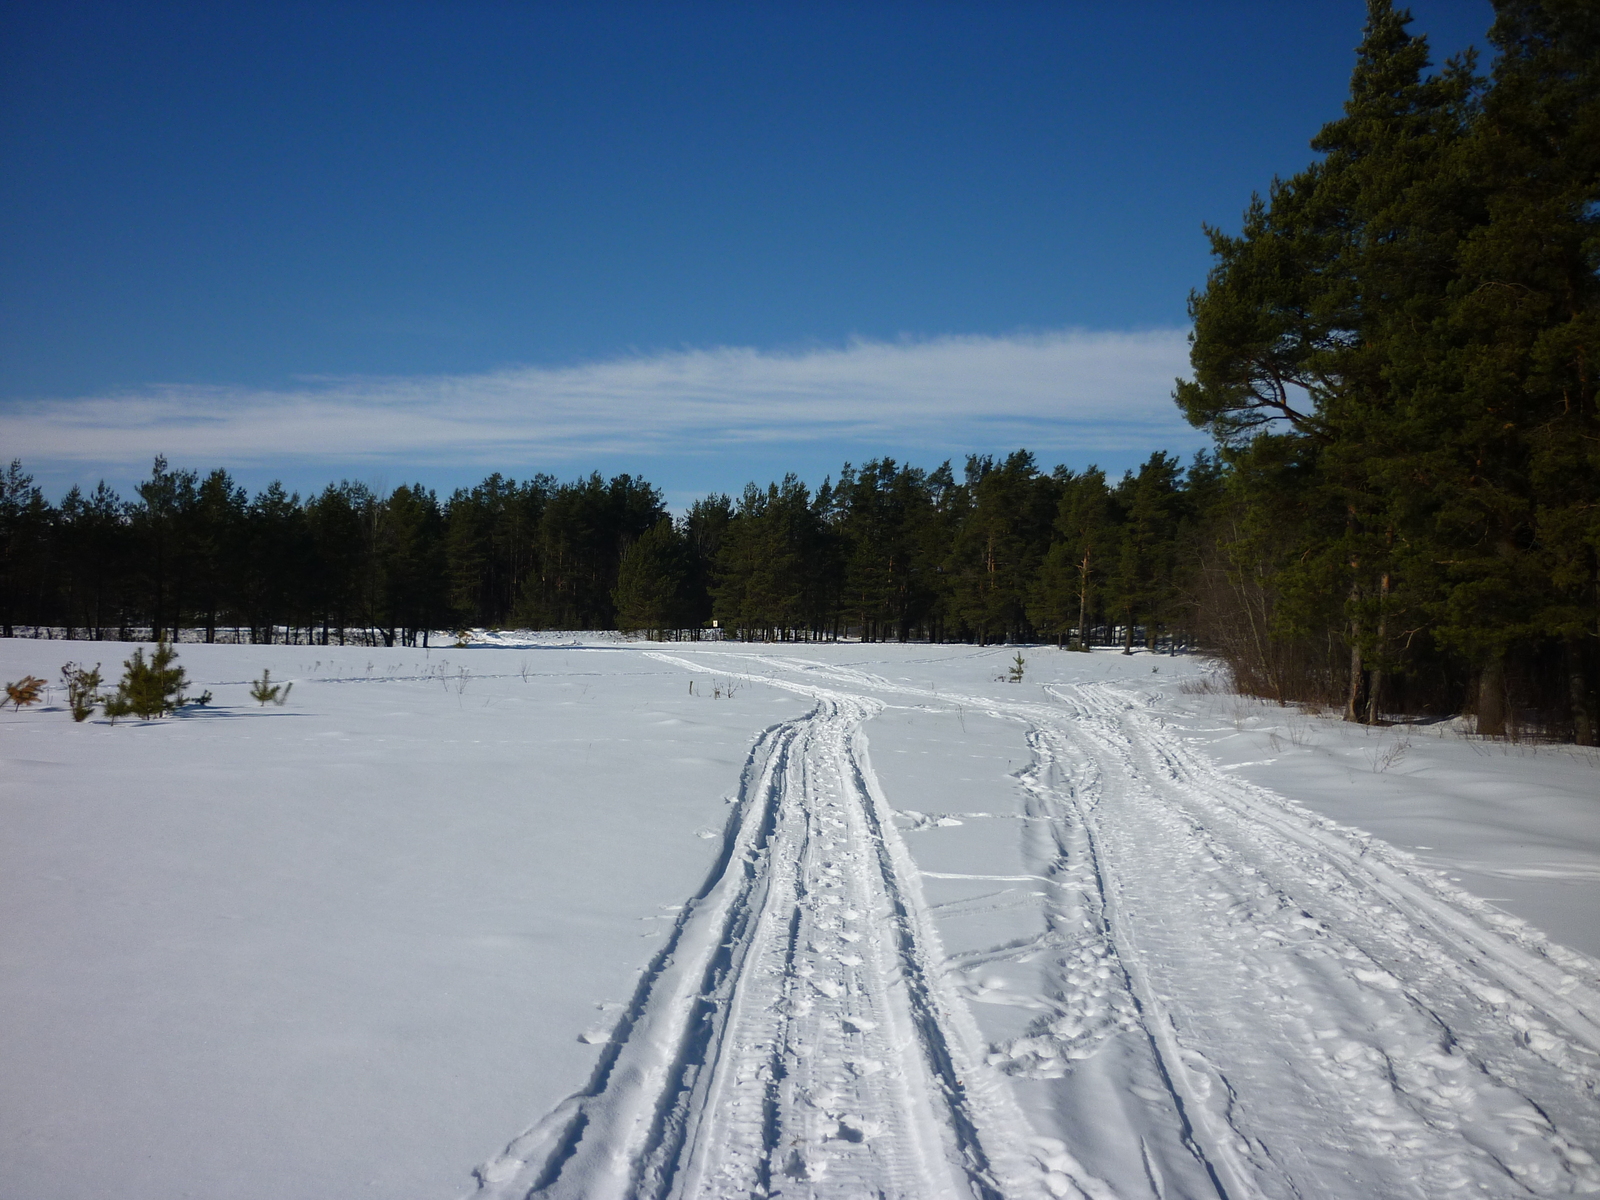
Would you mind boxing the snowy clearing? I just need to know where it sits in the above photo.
[1,638,1597,1199]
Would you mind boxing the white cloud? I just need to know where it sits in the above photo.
[2,329,1198,472]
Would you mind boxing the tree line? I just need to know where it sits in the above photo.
[1179,0,1598,742]
[2,0,1593,742]
[0,449,1218,653]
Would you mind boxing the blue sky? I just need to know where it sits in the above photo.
[1,0,1493,506]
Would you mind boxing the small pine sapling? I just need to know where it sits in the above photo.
[250,669,292,706]
[4,675,46,710]
[104,640,189,721]
[1008,652,1026,684]
[60,662,103,721]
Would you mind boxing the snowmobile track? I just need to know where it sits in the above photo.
[470,649,1600,1200]
[470,657,1055,1199]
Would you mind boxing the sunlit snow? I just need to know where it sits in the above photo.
[2,637,1596,1199]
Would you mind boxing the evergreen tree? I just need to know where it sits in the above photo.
[104,640,188,720]
[57,482,126,639]
[945,452,1061,644]
[444,474,551,629]
[191,470,247,643]
[1182,0,1487,721]
[1108,454,1184,652]
[133,456,199,641]
[714,478,825,639]
[0,460,56,637]
[613,519,689,636]
[242,482,312,644]
[1449,0,1600,739]
[1028,466,1113,648]
[381,484,451,646]
[306,482,370,645]
[682,493,734,629]
[517,472,665,628]
[834,459,941,641]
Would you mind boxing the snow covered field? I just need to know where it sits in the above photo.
[1,637,1597,1199]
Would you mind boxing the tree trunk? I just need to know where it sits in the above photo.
[1365,668,1385,726]
[1568,638,1596,746]
[1477,651,1507,738]
[1075,550,1091,650]
[1345,641,1366,723]
[1364,571,1390,725]
[1342,535,1365,721]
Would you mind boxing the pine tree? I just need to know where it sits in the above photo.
[134,457,200,642]
[0,460,52,638]
[249,669,291,706]
[1449,0,1600,740]
[613,519,688,637]
[1028,467,1112,648]
[946,452,1060,644]
[191,469,247,643]
[1182,0,1486,722]
[104,640,189,721]
[1108,454,1184,652]
[713,478,824,640]
[834,460,941,641]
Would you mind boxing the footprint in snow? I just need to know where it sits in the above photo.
[1353,967,1402,991]
[832,1114,884,1142]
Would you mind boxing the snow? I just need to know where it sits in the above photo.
[1,637,1596,1199]
[1155,683,1600,962]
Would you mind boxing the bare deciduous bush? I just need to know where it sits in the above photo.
[1366,735,1412,773]
[60,662,102,721]
[1193,545,1346,709]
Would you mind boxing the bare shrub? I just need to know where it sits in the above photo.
[60,662,102,721]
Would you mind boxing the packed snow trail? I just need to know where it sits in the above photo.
[729,653,1600,1197]
[472,649,1600,1200]
[1016,682,1600,1198]
[471,661,1075,1200]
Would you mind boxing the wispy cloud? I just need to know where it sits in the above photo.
[2,329,1198,475]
